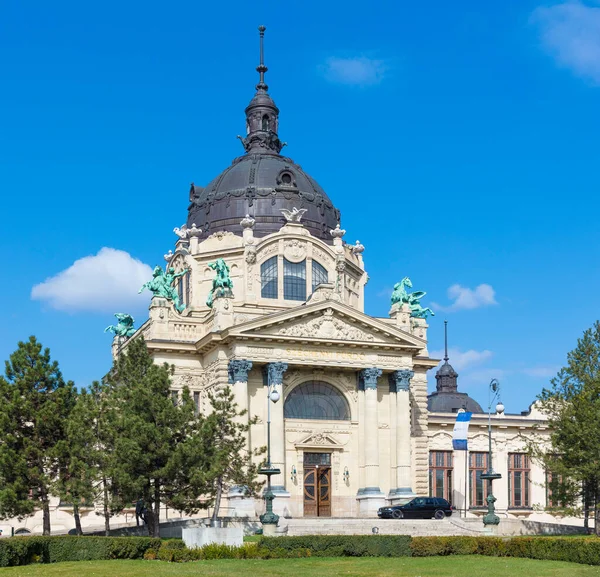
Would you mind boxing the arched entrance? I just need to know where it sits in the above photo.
[285,381,350,517]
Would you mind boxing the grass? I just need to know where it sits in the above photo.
[1,557,600,577]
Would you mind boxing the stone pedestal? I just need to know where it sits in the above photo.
[212,295,234,332]
[262,523,277,537]
[389,303,412,332]
[357,491,387,517]
[182,526,243,548]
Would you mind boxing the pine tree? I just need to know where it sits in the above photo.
[205,385,265,521]
[0,337,76,535]
[106,337,210,537]
[55,381,122,535]
[531,321,600,534]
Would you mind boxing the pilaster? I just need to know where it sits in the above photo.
[264,362,290,514]
[389,369,415,503]
[356,367,385,516]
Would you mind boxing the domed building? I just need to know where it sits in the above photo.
[101,27,563,531]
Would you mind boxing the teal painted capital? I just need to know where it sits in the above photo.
[104,313,136,338]
[391,277,434,319]
[206,258,234,308]
[139,265,188,312]
[264,362,288,386]
[360,367,382,390]
[389,369,414,392]
[228,359,253,384]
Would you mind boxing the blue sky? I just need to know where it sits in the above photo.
[2,0,600,412]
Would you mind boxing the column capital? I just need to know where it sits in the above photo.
[359,367,382,390]
[389,369,414,392]
[228,359,253,384]
[263,362,288,386]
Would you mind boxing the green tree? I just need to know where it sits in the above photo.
[0,337,76,535]
[55,381,123,536]
[107,337,210,537]
[531,321,600,534]
[205,386,265,521]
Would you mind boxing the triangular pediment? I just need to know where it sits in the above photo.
[295,432,344,449]
[228,300,425,349]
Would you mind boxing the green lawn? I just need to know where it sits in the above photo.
[1,557,600,577]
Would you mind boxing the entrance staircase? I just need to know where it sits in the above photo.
[282,517,487,537]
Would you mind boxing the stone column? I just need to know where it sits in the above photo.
[357,367,386,516]
[264,362,291,515]
[389,369,415,503]
[227,359,255,517]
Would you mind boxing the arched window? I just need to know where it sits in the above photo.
[284,258,306,301]
[261,256,278,299]
[177,270,190,309]
[284,381,351,421]
[262,114,270,131]
[312,260,328,291]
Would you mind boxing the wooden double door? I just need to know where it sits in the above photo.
[303,453,331,517]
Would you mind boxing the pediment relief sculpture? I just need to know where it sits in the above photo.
[295,432,345,448]
[276,309,378,342]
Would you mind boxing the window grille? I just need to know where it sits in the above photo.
[261,257,278,299]
[283,258,306,301]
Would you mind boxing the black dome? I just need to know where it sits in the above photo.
[187,153,340,242]
[187,26,341,243]
[427,391,484,414]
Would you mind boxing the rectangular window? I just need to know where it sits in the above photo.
[261,257,278,299]
[429,451,453,504]
[508,453,530,508]
[284,258,306,301]
[171,390,179,406]
[193,391,200,415]
[469,452,489,508]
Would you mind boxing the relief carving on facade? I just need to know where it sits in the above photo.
[259,243,278,260]
[283,239,307,263]
[277,309,376,342]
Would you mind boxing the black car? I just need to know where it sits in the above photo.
[377,497,453,520]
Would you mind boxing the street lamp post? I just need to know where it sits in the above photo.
[259,382,281,531]
[481,378,505,527]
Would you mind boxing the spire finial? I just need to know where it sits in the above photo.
[444,319,449,362]
[256,25,268,92]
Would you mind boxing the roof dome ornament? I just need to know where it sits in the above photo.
[435,320,458,393]
[237,26,285,155]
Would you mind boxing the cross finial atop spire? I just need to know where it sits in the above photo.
[444,319,449,362]
[256,25,268,92]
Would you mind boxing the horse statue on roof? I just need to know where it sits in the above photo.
[391,277,435,319]
[206,258,234,308]
[139,265,188,313]
[105,313,137,338]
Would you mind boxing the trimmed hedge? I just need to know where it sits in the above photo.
[0,536,161,567]
[2,534,600,567]
[411,536,600,566]
[259,535,412,557]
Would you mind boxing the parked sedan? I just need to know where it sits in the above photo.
[377,497,453,520]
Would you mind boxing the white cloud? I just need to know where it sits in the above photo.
[522,366,560,378]
[532,1,600,83]
[31,248,153,313]
[433,284,497,312]
[430,347,493,371]
[320,56,388,86]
